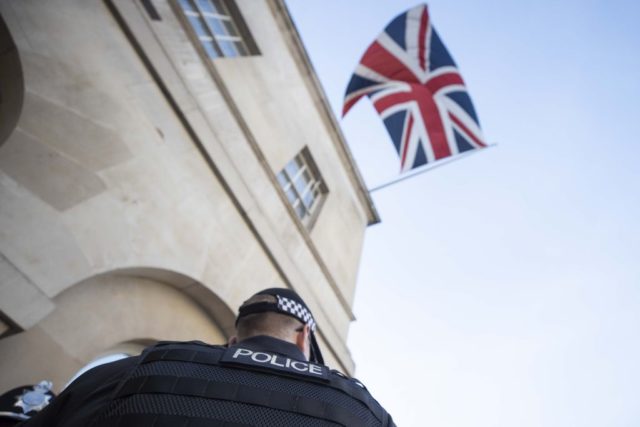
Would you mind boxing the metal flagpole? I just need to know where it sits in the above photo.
[368,144,497,193]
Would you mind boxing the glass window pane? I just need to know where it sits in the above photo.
[189,16,209,37]
[211,0,228,15]
[291,164,308,183]
[285,159,299,178]
[285,187,297,204]
[278,151,325,225]
[303,190,316,209]
[276,172,288,187]
[217,39,239,57]
[206,17,227,36]
[179,0,195,12]
[295,202,307,219]
[196,0,219,15]
[296,168,314,194]
[202,41,219,58]
[294,173,311,195]
[233,41,248,56]
[223,20,239,37]
[302,169,312,184]
[182,0,253,59]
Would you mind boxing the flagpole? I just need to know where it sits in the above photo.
[368,144,497,193]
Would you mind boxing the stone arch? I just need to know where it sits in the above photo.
[103,266,237,339]
[0,13,24,147]
[0,269,235,392]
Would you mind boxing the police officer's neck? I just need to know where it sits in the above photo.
[229,330,310,361]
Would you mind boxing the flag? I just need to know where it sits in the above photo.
[343,4,486,173]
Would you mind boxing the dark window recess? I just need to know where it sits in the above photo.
[140,0,162,20]
[0,311,22,339]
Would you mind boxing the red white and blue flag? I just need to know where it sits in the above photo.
[343,4,486,173]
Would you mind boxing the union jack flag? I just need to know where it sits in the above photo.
[343,4,486,173]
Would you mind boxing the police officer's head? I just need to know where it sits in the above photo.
[231,288,324,365]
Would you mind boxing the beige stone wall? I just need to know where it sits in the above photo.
[0,274,227,392]
[224,0,371,310]
[0,0,376,388]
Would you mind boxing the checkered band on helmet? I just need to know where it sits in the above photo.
[276,295,317,332]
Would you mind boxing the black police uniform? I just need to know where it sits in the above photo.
[20,335,395,426]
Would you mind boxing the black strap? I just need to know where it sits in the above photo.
[142,347,223,365]
[115,375,360,426]
[236,301,281,322]
[110,413,252,427]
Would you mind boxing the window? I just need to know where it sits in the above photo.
[177,0,255,58]
[277,149,327,226]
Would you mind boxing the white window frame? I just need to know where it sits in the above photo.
[177,0,254,58]
[277,148,328,227]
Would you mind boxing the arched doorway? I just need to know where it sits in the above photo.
[0,271,234,393]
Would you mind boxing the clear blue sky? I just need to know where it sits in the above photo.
[285,1,640,426]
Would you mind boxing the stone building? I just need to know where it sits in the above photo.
[0,0,378,392]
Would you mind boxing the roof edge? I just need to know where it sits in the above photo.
[269,0,380,226]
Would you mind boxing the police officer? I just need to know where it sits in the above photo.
[20,288,395,426]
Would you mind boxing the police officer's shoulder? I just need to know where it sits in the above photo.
[329,368,369,390]
[147,340,224,354]
[327,368,396,425]
[136,340,228,367]
[145,340,227,354]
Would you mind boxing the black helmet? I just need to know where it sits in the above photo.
[0,381,55,423]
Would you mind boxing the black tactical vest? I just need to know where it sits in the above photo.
[89,341,394,427]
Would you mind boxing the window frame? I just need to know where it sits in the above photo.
[174,0,259,59]
[277,148,328,229]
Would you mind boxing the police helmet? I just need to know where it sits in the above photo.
[236,288,325,365]
[0,381,54,424]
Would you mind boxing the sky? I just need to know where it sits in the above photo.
[285,1,640,426]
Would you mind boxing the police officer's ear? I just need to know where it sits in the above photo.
[295,324,311,361]
[228,336,238,346]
